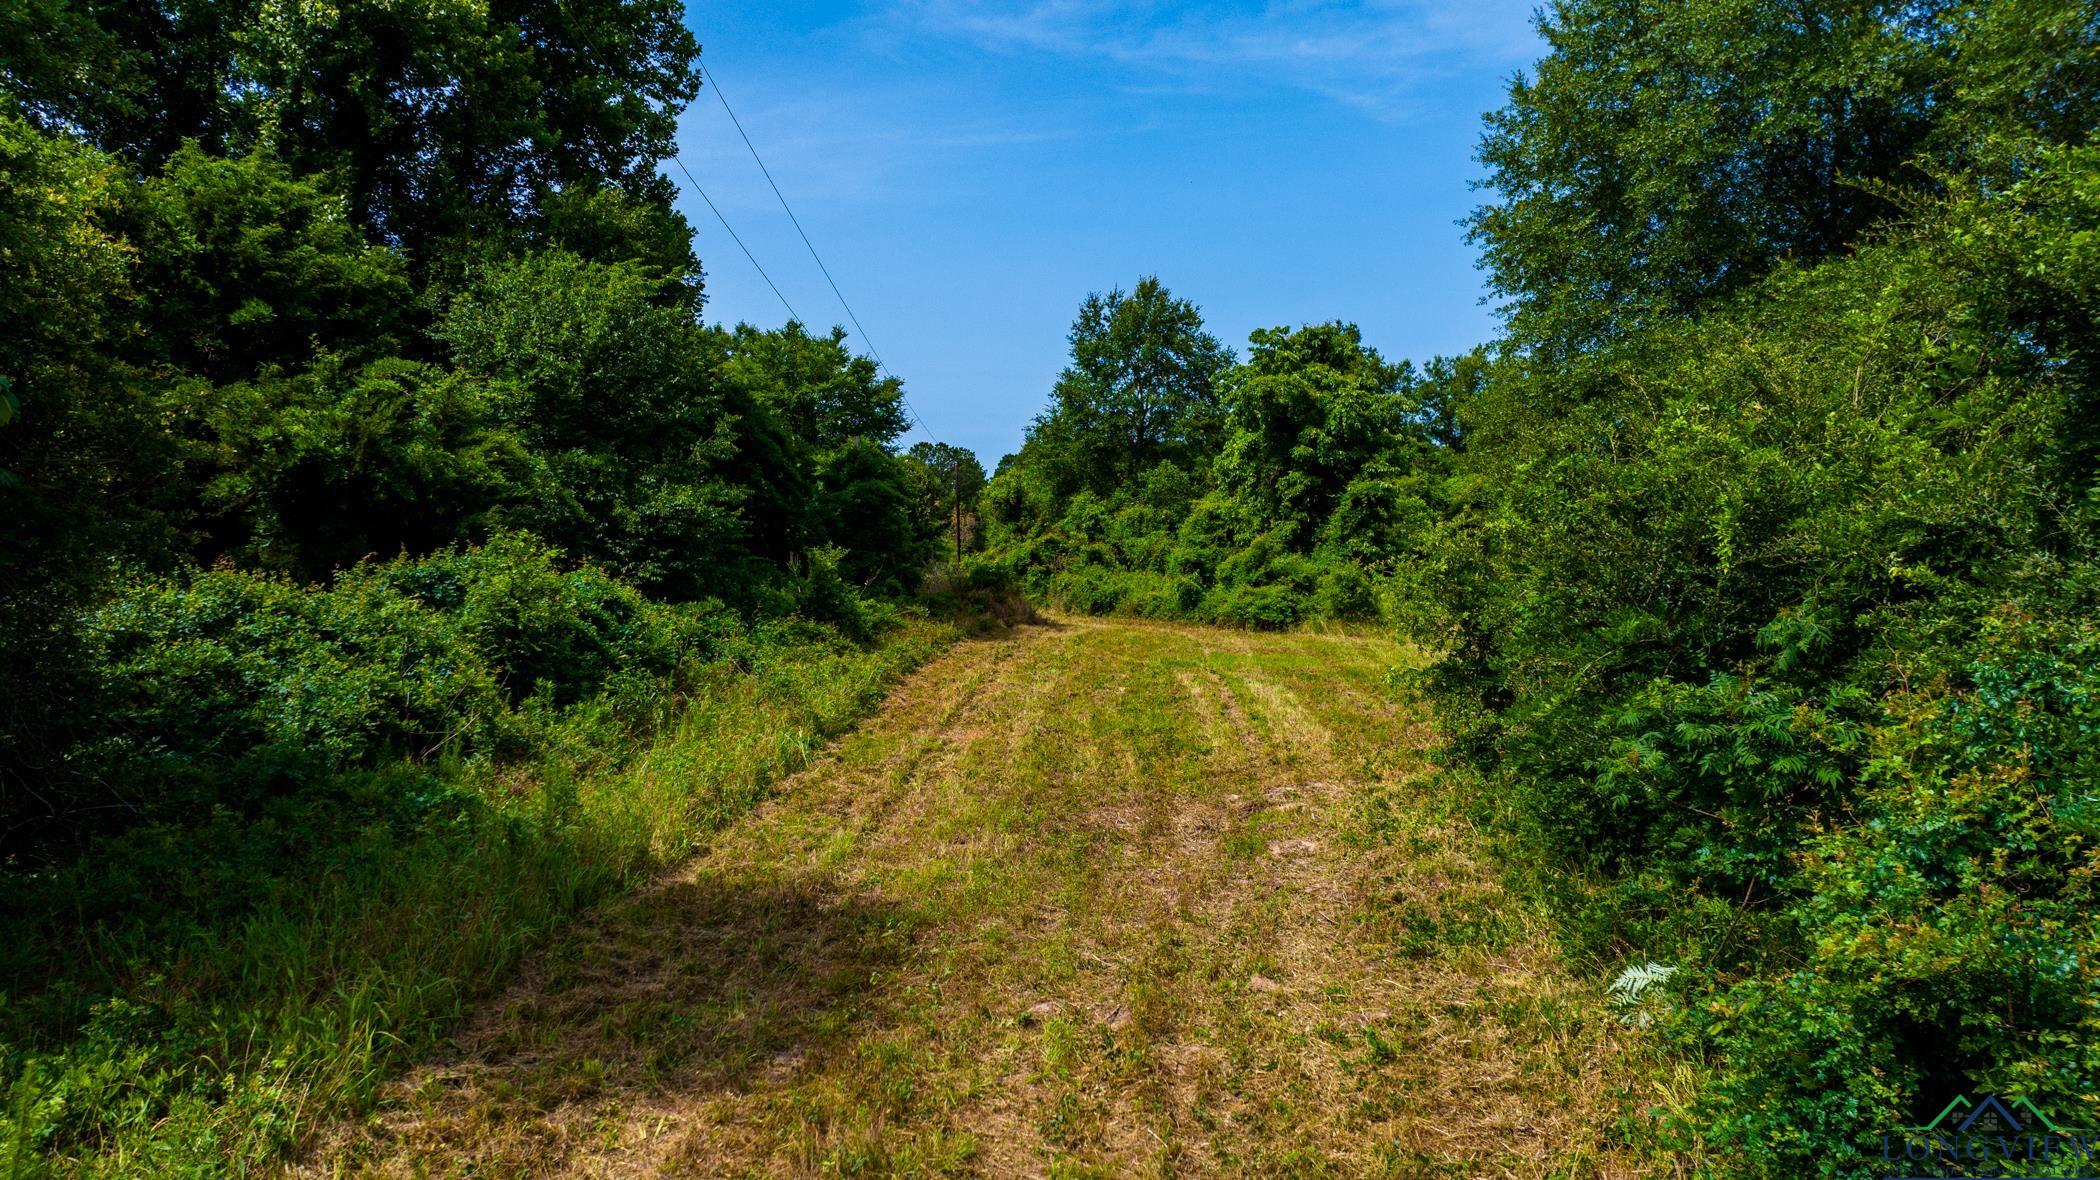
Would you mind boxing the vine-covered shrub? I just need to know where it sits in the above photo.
[1689,588,2100,1172]
[81,536,752,824]
[373,532,728,707]
[88,565,509,779]
[1431,53,2100,1167]
[982,304,1459,629]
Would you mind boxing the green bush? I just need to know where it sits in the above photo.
[86,565,507,782]
[1311,558,1376,620]
[1197,582,1306,629]
[169,356,530,580]
[1047,564,1128,616]
[1683,589,2100,1173]
[0,9,980,1174]
[1122,570,1204,618]
[373,532,716,706]
[792,545,879,642]
[77,535,746,826]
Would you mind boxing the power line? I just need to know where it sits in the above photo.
[667,155,802,325]
[697,59,942,445]
[699,60,886,368]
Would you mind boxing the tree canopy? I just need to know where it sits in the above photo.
[0,1,968,852]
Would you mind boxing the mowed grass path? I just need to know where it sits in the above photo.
[309,619,1645,1178]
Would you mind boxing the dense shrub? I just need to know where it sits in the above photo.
[124,145,410,383]
[1688,589,2100,1171]
[1428,5,2100,1165]
[985,305,1458,629]
[76,536,754,836]
[374,532,721,706]
[1426,168,2090,888]
[790,545,882,642]
[86,566,508,780]
[170,356,530,578]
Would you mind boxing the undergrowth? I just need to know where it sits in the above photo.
[0,610,967,1177]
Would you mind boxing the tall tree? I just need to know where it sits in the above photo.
[235,0,702,261]
[904,441,987,564]
[1468,0,2099,355]
[0,111,165,829]
[6,0,704,266]
[1047,277,1233,488]
[712,322,910,451]
[1,0,242,162]
[1213,323,1417,550]
[436,251,744,596]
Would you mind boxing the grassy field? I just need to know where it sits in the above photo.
[307,618,1652,1177]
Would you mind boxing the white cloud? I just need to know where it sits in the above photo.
[884,0,1540,117]
[675,76,1087,212]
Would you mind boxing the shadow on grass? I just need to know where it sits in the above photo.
[327,868,914,1169]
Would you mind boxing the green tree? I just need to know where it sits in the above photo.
[169,357,530,579]
[236,0,702,260]
[814,437,930,595]
[1046,277,1233,488]
[125,144,410,383]
[1423,132,2100,1170]
[8,0,705,267]
[0,111,165,841]
[712,322,910,451]
[1,0,242,163]
[703,320,914,561]
[1213,322,1418,549]
[539,185,703,311]
[437,251,747,596]
[1469,0,2100,354]
[904,441,988,564]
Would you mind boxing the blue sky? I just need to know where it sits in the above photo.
[673,0,1543,464]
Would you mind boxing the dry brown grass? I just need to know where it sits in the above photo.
[300,618,1660,1178]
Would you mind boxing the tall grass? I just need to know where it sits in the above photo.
[0,617,962,1177]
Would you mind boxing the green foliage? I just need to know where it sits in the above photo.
[1213,322,1418,548]
[7,0,703,262]
[1431,1,2100,1167]
[903,440,989,565]
[0,109,168,837]
[436,250,749,595]
[170,355,529,577]
[715,320,910,450]
[814,437,934,595]
[538,184,702,305]
[75,535,728,829]
[0,0,243,164]
[1689,593,2100,1173]
[1033,276,1235,490]
[792,545,880,642]
[125,145,409,382]
[86,561,509,779]
[985,292,1456,629]
[1468,0,2100,352]
[372,532,722,708]
[0,6,981,1173]
[7,0,2097,1169]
